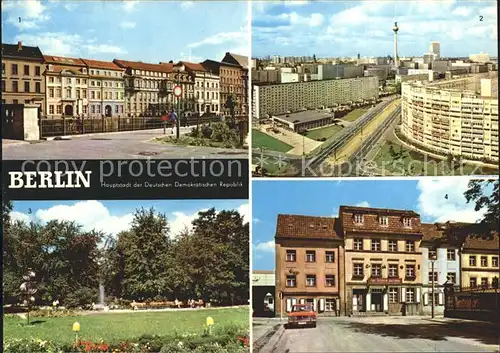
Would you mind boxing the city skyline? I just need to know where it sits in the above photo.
[2,0,249,63]
[252,178,489,270]
[252,0,497,58]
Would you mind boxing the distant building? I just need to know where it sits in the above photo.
[271,109,335,132]
[429,42,440,59]
[469,53,490,63]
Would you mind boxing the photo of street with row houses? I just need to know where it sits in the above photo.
[2,1,250,159]
[251,0,498,177]
[252,178,499,352]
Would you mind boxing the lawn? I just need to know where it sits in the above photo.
[3,307,249,345]
[340,107,370,122]
[252,129,293,153]
[305,125,343,141]
[373,142,499,176]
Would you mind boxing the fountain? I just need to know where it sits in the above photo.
[93,283,108,311]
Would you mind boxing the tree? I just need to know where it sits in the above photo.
[313,54,317,62]
[464,179,499,232]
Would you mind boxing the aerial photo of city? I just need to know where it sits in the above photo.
[251,0,498,177]
[2,0,250,160]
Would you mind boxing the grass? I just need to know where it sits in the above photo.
[373,141,498,176]
[252,129,293,153]
[340,107,370,122]
[3,307,249,345]
[305,125,343,141]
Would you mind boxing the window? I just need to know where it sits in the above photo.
[405,288,415,303]
[76,90,80,99]
[306,274,316,287]
[2,63,5,74]
[469,256,476,266]
[286,250,296,262]
[56,105,62,114]
[12,64,18,75]
[24,65,29,76]
[49,77,54,83]
[56,88,61,98]
[24,81,30,92]
[13,99,18,104]
[447,272,456,284]
[481,278,488,288]
[480,256,487,267]
[12,81,18,92]
[35,66,41,76]
[447,249,456,261]
[76,79,80,85]
[82,90,87,98]
[325,251,335,263]
[325,299,336,311]
[405,265,415,279]
[371,264,382,277]
[469,277,477,288]
[389,288,399,303]
[66,78,71,84]
[1,80,5,92]
[403,218,412,227]
[388,240,398,252]
[353,263,364,277]
[65,88,71,99]
[325,275,335,287]
[379,216,388,225]
[306,250,316,262]
[49,88,54,98]
[354,214,363,224]
[286,275,296,287]
[428,271,438,282]
[429,250,437,260]
[388,264,398,277]
[406,241,415,252]
[49,105,54,114]
[353,238,363,250]
[493,257,499,267]
[371,239,381,251]
[493,277,499,288]
[115,105,119,113]
[35,82,41,93]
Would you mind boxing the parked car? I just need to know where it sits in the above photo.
[287,304,316,328]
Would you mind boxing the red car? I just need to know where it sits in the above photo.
[287,304,317,328]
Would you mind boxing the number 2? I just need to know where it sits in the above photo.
[479,15,483,21]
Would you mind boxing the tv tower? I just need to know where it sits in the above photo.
[393,21,400,67]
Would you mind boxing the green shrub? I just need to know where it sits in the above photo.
[29,308,80,318]
[64,287,96,309]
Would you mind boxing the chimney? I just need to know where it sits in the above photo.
[17,41,22,51]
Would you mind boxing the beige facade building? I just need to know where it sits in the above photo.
[461,232,499,289]
[174,61,219,114]
[2,42,45,113]
[81,59,125,118]
[44,55,89,118]
[401,74,499,163]
[275,215,345,317]
[253,76,379,119]
[340,206,424,316]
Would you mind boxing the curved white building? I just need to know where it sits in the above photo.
[401,75,498,163]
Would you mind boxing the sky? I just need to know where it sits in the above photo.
[252,178,492,271]
[252,0,498,58]
[1,0,249,63]
[11,199,249,239]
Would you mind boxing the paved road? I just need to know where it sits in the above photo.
[266,317,499,353]
[3,128,248,160]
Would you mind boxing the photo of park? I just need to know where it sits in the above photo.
[3,200,250,352]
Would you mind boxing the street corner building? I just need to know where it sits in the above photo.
[273,205,500,318]
[275,214,345,317]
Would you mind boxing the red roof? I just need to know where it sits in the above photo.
[81,58,123,71]
[276,214,341,240]
[176,61,206,72]
[114,59,173,73]
[44,55,85,66]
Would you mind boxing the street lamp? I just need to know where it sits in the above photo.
[429,249,437,319]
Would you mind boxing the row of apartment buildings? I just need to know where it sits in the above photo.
[274,206,499,317]
[1,42,248,119]
[401,73,499,163]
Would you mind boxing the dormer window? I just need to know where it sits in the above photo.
[379,216,388,226]
[48,64,54,71]
[402,217,412,227]
[354,214,363,224]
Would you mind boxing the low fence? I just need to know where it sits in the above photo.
[444,284,500,322]
[39,115,236,138]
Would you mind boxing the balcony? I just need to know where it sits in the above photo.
[367,276,402,285]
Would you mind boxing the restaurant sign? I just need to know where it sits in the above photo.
[367,277,402,285]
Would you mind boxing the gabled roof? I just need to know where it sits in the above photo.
[175,61,206,72]
[339,205,419,217]
[114,59,173,73]
[44,55,86,66]
[222,52,248,69]
[81,58,123,71]
[2,43,44,61]
[276,214,341,240]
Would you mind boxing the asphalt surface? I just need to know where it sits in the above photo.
[264,316,499,353]
[2,127,248,160]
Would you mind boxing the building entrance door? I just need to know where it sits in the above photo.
[371,292,383,312]
[64,104,73,116]
[352,289,364,312]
